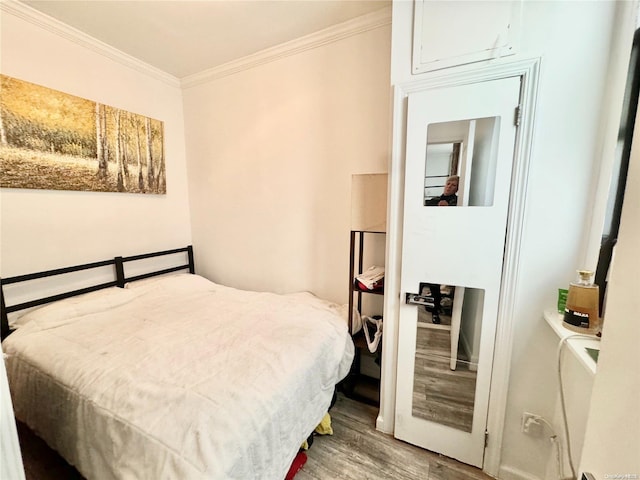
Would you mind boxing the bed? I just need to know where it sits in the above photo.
[1,246,354,480]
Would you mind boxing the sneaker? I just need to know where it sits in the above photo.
[432,313,441,324]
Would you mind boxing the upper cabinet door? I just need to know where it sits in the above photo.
[412,0,522,75]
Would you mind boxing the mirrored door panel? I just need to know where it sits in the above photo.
[424,118,500,207]
[412,284,484,433]
[395,76,521,467]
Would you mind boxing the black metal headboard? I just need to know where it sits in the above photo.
[116,246,195,286]
[1,245,194,341]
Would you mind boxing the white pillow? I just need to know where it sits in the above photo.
[124,273,216,293]
[11,286,137,330]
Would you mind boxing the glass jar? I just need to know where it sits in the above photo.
[563,270,599,334]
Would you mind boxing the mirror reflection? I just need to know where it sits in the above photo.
[412,284,485,433]
[423,117,501,207]
[424,142,460,204]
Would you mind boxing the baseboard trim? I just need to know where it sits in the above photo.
[498,465,541,480]
[459,330,479,372]
[375,413,392,434]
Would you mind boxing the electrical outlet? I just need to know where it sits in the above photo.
[521,412,542,434]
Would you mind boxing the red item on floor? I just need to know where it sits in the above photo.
[285,451,307,480]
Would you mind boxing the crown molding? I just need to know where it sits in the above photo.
[0,0,181,88]
[1,1,391,90]
[181,5,392,89]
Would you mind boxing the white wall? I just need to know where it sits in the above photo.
[499,3,630,478]
[0,6,192,276]
[579,92,640,480]
[182,19,391,303]
[460,288,483,367]
[390,1,630,479]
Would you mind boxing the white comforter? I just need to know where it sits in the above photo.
[3,274,354,480]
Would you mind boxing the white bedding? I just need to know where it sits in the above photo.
[3,274,354,480]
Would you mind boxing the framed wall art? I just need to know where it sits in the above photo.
[0,74,166,194]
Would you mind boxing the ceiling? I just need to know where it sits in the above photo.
[22,0,390,79]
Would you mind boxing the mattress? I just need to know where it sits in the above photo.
[3,274,354,479]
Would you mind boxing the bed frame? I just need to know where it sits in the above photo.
[2,243,339,471]
[0,245,194,341]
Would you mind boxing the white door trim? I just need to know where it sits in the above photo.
[377,56,541,476]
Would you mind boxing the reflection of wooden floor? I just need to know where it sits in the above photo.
[412,308,477,433]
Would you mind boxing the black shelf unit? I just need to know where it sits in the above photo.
[342,229,384,407]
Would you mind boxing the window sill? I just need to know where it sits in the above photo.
[543,310,601,376]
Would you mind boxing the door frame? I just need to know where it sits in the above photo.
[377,56,541,476]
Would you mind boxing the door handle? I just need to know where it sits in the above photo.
[405,292,435,308]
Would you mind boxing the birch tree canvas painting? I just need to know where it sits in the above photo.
[0,75,166,194]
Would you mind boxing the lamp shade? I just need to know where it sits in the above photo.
[351,173,388,232]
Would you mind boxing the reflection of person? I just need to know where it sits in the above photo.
[430,175,459,206]
[427,175,458,323]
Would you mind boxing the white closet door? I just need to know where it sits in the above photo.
[394,76,521,467]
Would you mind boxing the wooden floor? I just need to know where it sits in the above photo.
[412,308,477,432]
[15,394,492,480]
[16,421,84,480]
[299,394,492,480]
